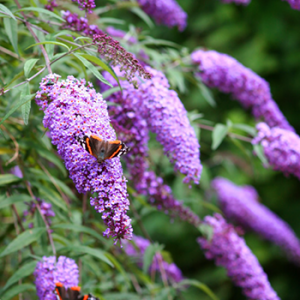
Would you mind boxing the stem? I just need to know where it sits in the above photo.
[0,46,25,61]
[198,123,253,143]
[13,0,52,74]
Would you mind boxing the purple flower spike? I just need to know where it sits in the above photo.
[35,74,132,243]
[252,122,300,180]
[198,214,280,300]
[124,235,183,283]
[34,256,79,300]
[284,0,300,10]
[102,66,202,185]
[191,49,294,132]
[137,0,187,31]
[72,0,96,13]
[212,177,300,265]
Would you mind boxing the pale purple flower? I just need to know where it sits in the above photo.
[23,198,55,228]
[191,50,294,132]
[198,214,280,300]
[212,177,300,265]
[35,74,132,243]
[34,256,79,300]
[101,66,202,185]
[124,235,183,283]
[137,0,187,31]
[252,122,300,179]
[283,0,300,9]
[10,166,23,178]
[106,26,137,44]
[72,0,95,13]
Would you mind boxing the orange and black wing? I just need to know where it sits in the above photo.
[54,283,67,300]
[106,141,129,160]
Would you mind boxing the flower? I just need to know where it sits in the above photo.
[35,74,132,243]
[23,198,55,228]
[61,11,151,84]
[137,0,187,31]
[106,26,137,44]
[101,66,202,185]
[34,256,79,300]
[284,0,300,10]
[191,49,294,132]
[124,235,183,283]
[252,122,300,179]
[10,165,23,178]
[212,177,300,265]
[198,214,280,300]
[72,0,96,13]
[44,0,58,11]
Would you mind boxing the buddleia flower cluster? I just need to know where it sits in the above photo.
[191,49,294,132]
[23,198,55,228]
[35,74,132,243]
[124,235,183,283]
[61,11,151,84]
[212,177,300,264]
[198,214,280,300]
[34,256,79,300]
[252,122,300,179]
[72,0,95,13]
[136,0,187,31]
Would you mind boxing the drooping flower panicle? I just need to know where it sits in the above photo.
[191,49,294,132]
[252,122,300,179]
[137,0,187,31]
[101,66,202,185]
[35,74,132,242]
[212,177,300,265]
[124,235,183,283]
[34,256,79,300]
[285,0,300,10]
[198,214,280,300]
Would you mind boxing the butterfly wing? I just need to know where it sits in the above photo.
[68,287,81,300]
[54,283,67,300]
[106,141,130,160]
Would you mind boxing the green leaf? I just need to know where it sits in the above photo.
[3,70,24,89]
[2,261,37,293]
[212,123,228,150]
[26,41,70,51]
[198,224,214,241]
[0,174,21,186]
[130,7,154,28]
[177,279,219,300]
[80,54,121,88]
[0,4,16,20]
[59,245,113,267]
[0,228,45,257]
[253,144,268,166]
[24,58,39,78]
[198,82,216,107]
[4,18,19,55]
[73,53,112,87]
[15,7,65,22]
[143,243,162,274]
[1,284,35,300]
[0,194,32,209]
[102,86,121,99]
[0,94,34,126]
[52,223,105,242]
[232,123,256,136]
[21,83,31,125]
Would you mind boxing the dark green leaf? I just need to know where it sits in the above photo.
[130,7,154,28]
[0,94,34,126]
[232,123,256,136]
[143,243,162,274]
[73,53,112,87]
[26,41,70,51]
[15,7,64,22]
[102,86,121,99]
[59,245,113,267]
[52,223,105,242]
[0,194,32,209]
[2,261,37,293]
[177,279,219,300]
[0,228,45,257]
[0,4,16,20]
[198,83,216,107]
[4,18,19,55]
[1,284,35,300]
[198,224,214,241]
[24,58,39,78]
[212,123,228,150]
[253,144,268,166]
[0,174,21,186]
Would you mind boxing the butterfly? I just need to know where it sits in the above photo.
[76,134,130,163]
[54,282,99,300]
